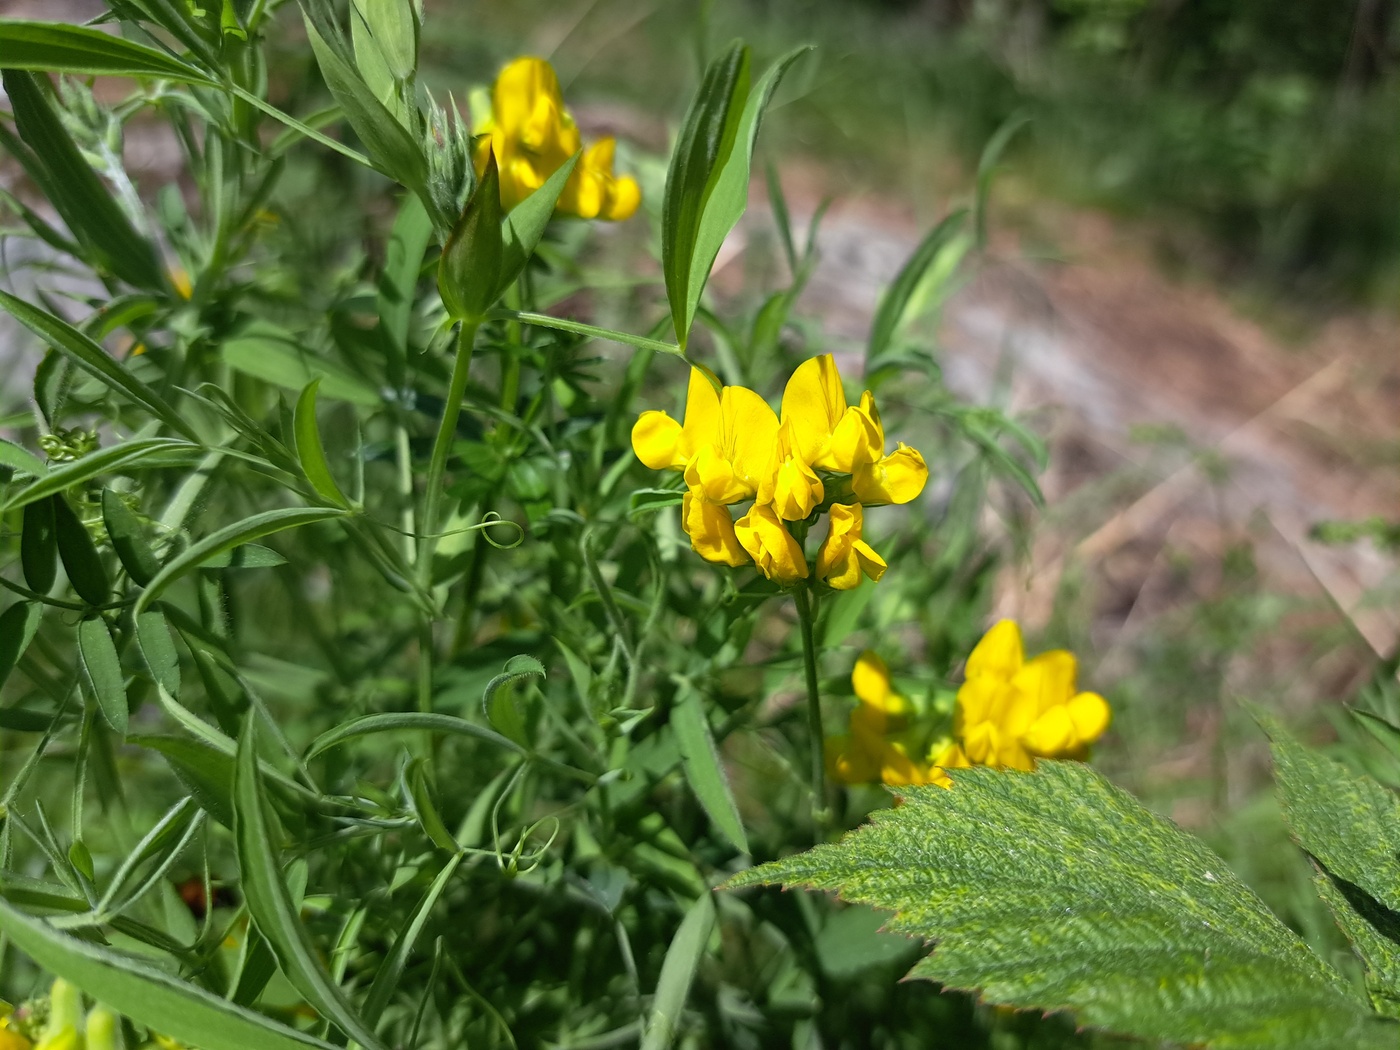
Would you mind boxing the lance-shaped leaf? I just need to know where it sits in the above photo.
[866,208,968,369]
[671,687,748,854]
[53,494,109,606]
[0,602,43,691]
[641,892,716,1050]
[103,489,161,586]
[0,71,164,290]
[0,20,217,82]
[729,761,1398,1049]
[306,711,523,760]
[233,718,389,1050]
[0,291,200,441]
[2,437,201,512]
[496,151,578,299]
[20,496,57,593]
[0,898,339,1050]
[1266,715,1400,1016]
[293,379,351,508]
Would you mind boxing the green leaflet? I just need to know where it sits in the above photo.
[221,321,380,406]
[0,20,217,82]
[77,617,127,736]
[233,719,389,1050]
[481,655,545,749]
[729,761,1399,1049]
[293,379,352,508]
[0,436,47,478]
[1266,716,1400,1016]
[1,437,201,512]
[671,687,748,854]
[0,898,338,1050]
[103,489,161,586]
[641,893,716,1050]
[866,209,969,370]
[53,495,110,606]
[0,602,43,691]
[437,153,504,322]
[305,711,524,760]
[20,496,57,594]
[496,151,579,299]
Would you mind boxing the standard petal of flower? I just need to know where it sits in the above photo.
[964,619,1024,682]
[682,491,749,567]
[679,367,722,459]
[851,650,892,707]
[1012,650,1078,716]
[721,386,781,494]
[826,403,883,472]
[734,504,808,584]
[1067,690,1112,743]
[781,354,848,466]
[852,443,930,505]
[631,411,685,470]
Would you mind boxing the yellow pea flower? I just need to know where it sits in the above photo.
[814,502,886,590]
[733,504,807,584]
[756,419,824,521]
[954,620,1111,771]
[681,489,749,567]
[631,367,721,472]
[683,386,780,505]
[474,56,640,220]
[826,652,949,787]
[0,1029,31,1050]
[780,355,929,505]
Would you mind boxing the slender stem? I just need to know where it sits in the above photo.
[792,584,828,831]
[415,320,480,715]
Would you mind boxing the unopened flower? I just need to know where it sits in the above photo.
[815,502,886,590]
[734,504,807,584]
[474,57,640,220]
[955,620,1111,771]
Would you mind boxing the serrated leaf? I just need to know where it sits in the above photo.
[133,507,348,615]
[671,688,748,854]
[641,892,715,1050]
[1266,716,1400,1014]
[0,898,338,1050]
[305,711,523,760]
[0,602,43,690]
[77,617,127,736]
[53,495,109,606]
[0,291,199,441]
[103,489,161,586]
[293,379,351,508]
[0,20,217,82]
[233,718,389,1050]
[730,761,1396,1049]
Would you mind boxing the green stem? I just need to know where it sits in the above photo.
[792,584,829,831]
[415,320,480,714]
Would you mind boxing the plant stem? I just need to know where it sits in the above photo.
[415,319,480,713]
[793,583,829,831]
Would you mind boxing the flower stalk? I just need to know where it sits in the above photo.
[793,582,829,831]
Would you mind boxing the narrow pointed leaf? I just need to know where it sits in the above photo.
[0,20,217,82]
[135,609,181,698]
[867,209,969,367]
[2,438,201,512]
[641,893,715,1050]
[496,151,579,297]
[293,379,351,508]
[21,496,57,593]
[361,850,463,1027]
[305,711,523,760]
[438,152,504,321]
[0,437,47,478]
[103,489,161,586]
[233,719,389,1050]
[671,688,748,853]
[0,602,43,690]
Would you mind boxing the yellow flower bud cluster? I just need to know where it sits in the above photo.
[827,620,1112,788]
[473,57,640,221]
[631,355,929,588]
[0,981,192,1050]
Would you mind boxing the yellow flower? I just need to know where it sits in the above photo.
[0,1029,32,1050]
[780,355,928,504]
[827,651,950,788]
[631,367,721,472]
[814,502,886,590]
[682,489,749,567]
[954,620,1111,771]
[474,56,640,220]
[733,504,807,584]
[756,419,824,521]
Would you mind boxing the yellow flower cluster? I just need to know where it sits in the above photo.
[0,982,188,1050]
[827,620,1112,788]
[631,355,928,587]
[474,57,640,221]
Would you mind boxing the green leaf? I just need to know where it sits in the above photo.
[77,617,127,736]
[95,797,203,919]
[53,495,109,606]
[356,0,417,81]
[378,193,433,361]
[234,719,389,1050]
[729,761,1396,1049]
[1266,716,1400,1015]
[0,291,200,440]
[0,70,165,291]
[0,602,43,691]
[0,898,339,1050]
[20,496,58,594]
[974,112,1030,250]
[301,10,430,209]
[661,41,749,349]
[221,323,380,407]
[671,688,748,854]
[197,544,287,570]
[102,490,161,587]
[641,893,715,1050]
[133,507,349,615]
[683,46,809,350]
[866,209,969,369]
[496,152,579,298]
[131,734,235,829]
[305,711,524,760]
[437,152,504,322]
[628,488,685,519]
[293,380,352,508]
[406,758,459,853]
[1,438,201,512]
[0,20,217,82]
[135,609,181,699]
[360,849,463,1027]
[0,437,47,478]
[481,654,543,749]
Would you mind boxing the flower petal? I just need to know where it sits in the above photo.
[682,491,749,567]
[630,410,684,470]
[1020,704,1076,757]
[964,619,1024,682]
[781,354,848,466]
[1012,650,1078,716]
[1068,690,1111,744]
[852,443,929,505]
[721,386,780,492]
[734,504,808,584]
[851,650,892,707]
